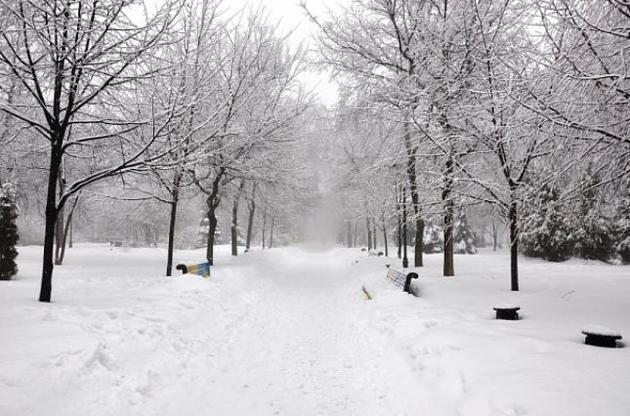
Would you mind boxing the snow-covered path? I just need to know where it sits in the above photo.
[151,249,429,415]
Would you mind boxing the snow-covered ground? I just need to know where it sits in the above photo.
[1,244,629,415]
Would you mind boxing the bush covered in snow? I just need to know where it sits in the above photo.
[573,215,618,261]
[521,173,629,263]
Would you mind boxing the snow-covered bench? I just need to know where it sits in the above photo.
[176,261,211,278]
[386,266,418,294]
[581,325,622,348]
[493,304,520,320]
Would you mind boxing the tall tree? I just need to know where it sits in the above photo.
[0,0,178,301]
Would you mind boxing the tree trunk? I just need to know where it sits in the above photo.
[414,218,425,267]
[366,217,372,250]
[372,218,377,250]
[166,200,179,275]
[397,213,402,259]
[56,198,79,266]
[346,220,352,247]
[166,173,181,276]
[443,154,455,277]
[397,189,402,259]
[402,186,409,268]
[382,215,388,257]
[443,209,454,276]
[261,209,267,249]
[68,214,73,248]
[205,171,224,264]
[54,169,66,265]
[39,142,62,303]
[269,217,275,248]
[231,210,238,256]
[231,181,245,257]
[245,183,257,250]
[509,198,519,291]
[492,220,498,251]
[404,120,424,266]
[54,212,64,265]
[206,209,218,263]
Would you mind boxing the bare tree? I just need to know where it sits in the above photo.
[0,0,178,301]
[193,10,308,263]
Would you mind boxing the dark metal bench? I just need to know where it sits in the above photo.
[582,326,622,348]
[386,267,418,294]
[176,261,211,278]
[493,304,520,320]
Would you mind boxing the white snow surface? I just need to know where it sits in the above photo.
[1,244,629,415]
[493,303,521,310]
[581,325,622,337]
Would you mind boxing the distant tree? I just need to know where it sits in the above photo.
[0,183,19,280]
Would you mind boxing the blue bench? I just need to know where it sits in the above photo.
[176,261,211,278]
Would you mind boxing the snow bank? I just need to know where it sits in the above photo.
[0,245,268,415]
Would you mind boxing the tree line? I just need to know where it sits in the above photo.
[0,0,311,301]
[303,0,630,290]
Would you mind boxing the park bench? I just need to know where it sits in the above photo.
[386,266,418,294]
[493,304,521,320]
[176,261,211,278]
[581,325,622,348]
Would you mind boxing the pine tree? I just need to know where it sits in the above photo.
[573,170,616,262]
[454,210,477,254]
[614,183,630,264]
[0,183,19,280]
[422,221,443,254]
[521,183,574,262]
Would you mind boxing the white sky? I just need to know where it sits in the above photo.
[225,0,345,107]
[142,0,344,106]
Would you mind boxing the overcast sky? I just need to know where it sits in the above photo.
[226,0,344,107]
